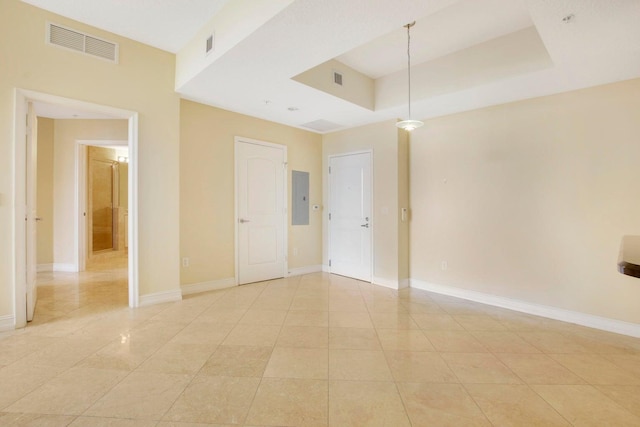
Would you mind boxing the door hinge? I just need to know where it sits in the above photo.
[329,259,331,267]
[283,162,288,169]
[328,213,331,220]
[329,166,331,174]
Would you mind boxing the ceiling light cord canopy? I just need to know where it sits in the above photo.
[396,21,424,131]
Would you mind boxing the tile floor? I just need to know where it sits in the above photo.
[2,266,640,426]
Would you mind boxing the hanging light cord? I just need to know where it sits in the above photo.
[405,22,415,119]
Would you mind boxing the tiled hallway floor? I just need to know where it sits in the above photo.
[2,271,640,426]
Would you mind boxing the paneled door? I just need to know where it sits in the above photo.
[236,138,287,284]
[328,151,372,282]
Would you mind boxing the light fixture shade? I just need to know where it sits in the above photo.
[396,119,424,131]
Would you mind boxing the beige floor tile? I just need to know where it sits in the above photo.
[221,324,281,347]
[602,353,640,377]
[245,378,327,427]
[365,300,409,314]
[411,313,464,330]
[5,367,127,415]
[329,298,368,312]
[276,326,327,349]
[0,363,67,410]
[283,310,329,327]
[18,336,107,369]
[137,342,215,374]
[85,371,191,420]
[397,382,491,426]
[369,312,419,329]
[532,384,640,426]
[196,307,248,323]
[168,322,234,347]
[517,331,590,353]
[597,385,640,418]
[465,384,570,426]
[238,309,288,325]
[453,315,507,331]
[402,301,444,314]
[329,311,373,328]
[329,380,411,426]
[157,422,234,427]
[71,416,158,426]
[163,375,260,424]
[423,331,488,352]
[289,296,329,311]
[329,349,393,381]
[200,346,272,377]
[470,331,541,353]
[497,353,586,385]
[442,353,521,384]
[386,351,457,383]
[0,335,58,366]
[377,329,435,351]
[0,412,76,426]
[250,296,294,311]
[329,328,381,350]
[549,354,640,385]
[264,347,328,379]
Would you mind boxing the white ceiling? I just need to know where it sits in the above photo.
[21,0,640,133]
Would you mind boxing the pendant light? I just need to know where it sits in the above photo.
[396,21,424,131]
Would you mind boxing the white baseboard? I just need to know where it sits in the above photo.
[399,278,410,289]
[322,264,330,273]
[410,279,640,338]
[53,263,77,272]
[287,265,323,277]
[181,278,236,296]
[37,264,53,272]
[372,276,399,290]
[0,314,15,332]
[139,289,182,307]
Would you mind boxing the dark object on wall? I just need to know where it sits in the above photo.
[292,171,309,225]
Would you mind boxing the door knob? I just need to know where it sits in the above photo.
[360,223,369,228]
[239,218,250,223]
[35,217,43,221]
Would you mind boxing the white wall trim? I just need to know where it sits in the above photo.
[372,276,399,290]
[410,279,640,338]
[139,289,182,307]
[0,315,15,332]
[287,265,323,277]
[399,278,410,289]
[53,263,77,272]
[322,264,330,273]
[37,264,53,273]
[181,278,236,296]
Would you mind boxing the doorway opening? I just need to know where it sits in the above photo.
[13,89,139,329]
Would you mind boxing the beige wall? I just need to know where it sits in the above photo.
[323,120,408,287]
[180,100,323,286]
[0,0,180,319]
[36,117,54,266]
[53,120,128,266]
[410,78,640,323]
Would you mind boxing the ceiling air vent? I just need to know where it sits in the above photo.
[206,34,214,55]
[47,22,119,63]
[333,71,343,86]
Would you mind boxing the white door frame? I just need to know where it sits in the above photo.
[13,88,140,328]
[327,150,374,282]
[234,136,288,285]
[76,139,128,272]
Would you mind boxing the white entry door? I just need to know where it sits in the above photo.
[236,139,286,285]
[329,152,372,282]
[26,102,38,321]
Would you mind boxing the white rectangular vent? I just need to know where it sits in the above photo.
[333,71,343,86]
[300,119,343,133]
[206,34,214,54]
[47,23,118,63]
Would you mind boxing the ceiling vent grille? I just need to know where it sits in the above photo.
[333,71,343,86]
[47,23,119,63]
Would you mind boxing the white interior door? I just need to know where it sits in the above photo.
[329,152,372,282]
[26,102,38,321]
[236,139,286,285]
